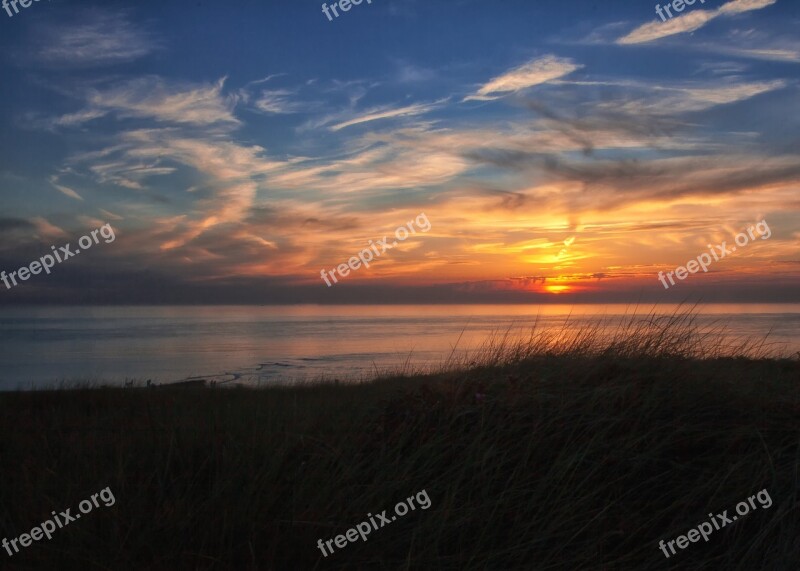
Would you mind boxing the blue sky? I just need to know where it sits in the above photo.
[0,0,798,304]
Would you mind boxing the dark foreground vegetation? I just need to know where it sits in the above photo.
[1,310,799,570]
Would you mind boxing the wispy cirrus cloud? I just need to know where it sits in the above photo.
[245,74,288,87]
[618,11,716,45]
[617,0,777,45]
[51,108,109,128]
[717,0,779,15]
[717,46,800,62]
[675,79,786,106]
[55,76,240,127]
[66,124,291,254]
[464,55,583,101]
[327,101,443,131]
[254,89,308,114]
[595,79,788,115]
[31,9,160,67]
[48,175,83,201]
[393,61,437,83]
[696,29,800,62]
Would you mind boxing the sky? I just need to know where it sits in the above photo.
[0,0,798,304]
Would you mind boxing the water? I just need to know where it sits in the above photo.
[0,304,798,390]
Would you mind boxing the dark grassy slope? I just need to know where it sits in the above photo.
[0,352,799,570]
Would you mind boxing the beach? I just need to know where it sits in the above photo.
[1,303,798,390]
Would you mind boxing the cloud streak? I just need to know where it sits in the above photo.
[31,9,159,67]
[84,77,240,126]
[328,101,443,131]
[617,0,777,45]
[465,55,583,101]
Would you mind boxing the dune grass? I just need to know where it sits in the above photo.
[0,307,798,570]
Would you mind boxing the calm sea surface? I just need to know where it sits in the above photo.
[1,304,798,390]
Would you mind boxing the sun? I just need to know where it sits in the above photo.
[544,285,571,294]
